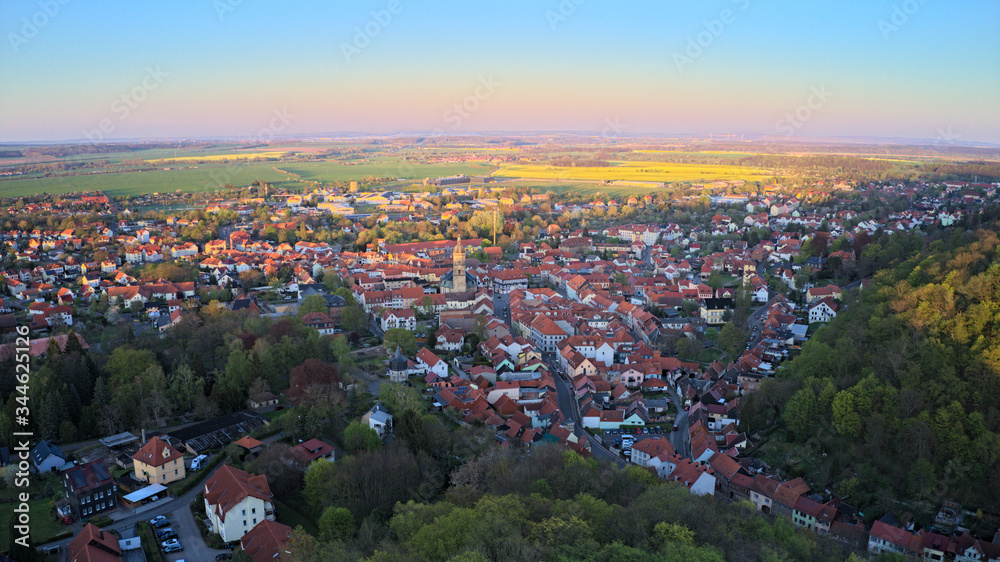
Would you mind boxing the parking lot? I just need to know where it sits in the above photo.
[600,426,673,456]
[151,506,231,562]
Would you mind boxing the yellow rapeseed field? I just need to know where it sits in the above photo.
[149,151,288,163]
[494,161,769,183]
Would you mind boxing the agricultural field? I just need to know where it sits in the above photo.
[0,159,496,198]
[493,160,771,183]
[504,181,669,197]
[148,151,289,163]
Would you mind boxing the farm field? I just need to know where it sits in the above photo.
[148,151,289,163]
[276,161,493,182]
[0,160,495,198]
[493,161,770,183]
[504,181,669,197]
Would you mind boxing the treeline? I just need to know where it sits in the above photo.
[741,225,1000,531]
[0,301,358,447]
[736,155,894,175]
[283,445,863,562]
[919,162,1000,181]
[549,156,611,167]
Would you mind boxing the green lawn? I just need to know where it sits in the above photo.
[0,497,70,547]
[274,497,319,535]
[698,348,725,363]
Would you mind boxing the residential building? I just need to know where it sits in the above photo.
[132,436,186,485]
[64,459,117,520]
[204,465,275,543]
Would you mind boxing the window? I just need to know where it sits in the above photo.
[252,508,256,514]
[243,520,247,527]
[242,509,246,516]
[253,518,257,524]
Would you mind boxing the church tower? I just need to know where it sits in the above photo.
[452,237,466,293]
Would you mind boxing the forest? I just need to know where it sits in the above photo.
[741,224,1000,533]
[272,445,864,562]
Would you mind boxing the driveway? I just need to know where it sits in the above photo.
[163,499,230,562]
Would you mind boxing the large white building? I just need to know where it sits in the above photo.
[204,465,275,543]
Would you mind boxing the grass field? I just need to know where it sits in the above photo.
[0,497,67,547]
[493,160,769,183]
[0,161,494,198]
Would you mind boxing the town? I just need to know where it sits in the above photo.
[2,164,999,561]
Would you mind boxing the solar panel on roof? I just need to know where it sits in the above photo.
[69,469,88,490]
[92,462,110,482]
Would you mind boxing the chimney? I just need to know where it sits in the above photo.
[142,428,146,443]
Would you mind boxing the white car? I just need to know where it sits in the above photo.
[148,515,167,526]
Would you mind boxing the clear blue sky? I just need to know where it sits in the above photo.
[1,0,998,143]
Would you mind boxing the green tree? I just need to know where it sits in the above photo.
[718,322,747,359]
[344,421,381,453]
[379,382,425,416]
[298,294,329,318]
[318,506,354,542]
[384,328,419,357]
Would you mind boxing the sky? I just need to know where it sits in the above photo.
[1,0,999,143]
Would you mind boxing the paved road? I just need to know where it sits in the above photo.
[666,385,692,459]
[546,353,626,468]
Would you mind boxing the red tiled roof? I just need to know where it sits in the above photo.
[240,520,293,562]
[204,465,272,523]
[131,436,182,467]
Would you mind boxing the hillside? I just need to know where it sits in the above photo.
[742,224,1000,533]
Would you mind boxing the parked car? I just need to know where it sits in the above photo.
[672,424,679,432]
[163,543,183,553]
[162,539,182,551]
[148,515,167,526]
[216,554,234,561]
[153,518,171,529]
[156,528,174,538]
[159,532,178,542]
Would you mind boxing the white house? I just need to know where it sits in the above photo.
[381,309,416,332]
[416,348,448,379]
[31,440,67,473]
[362,403,393,438]
[665,459,716,496]
[203,465,275,543]
[808,297,838,324]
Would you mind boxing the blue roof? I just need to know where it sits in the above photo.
[31,440,66,464]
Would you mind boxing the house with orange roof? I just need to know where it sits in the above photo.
[240,519,293,562]
[204,465,275,543]
[67,523,122,562]
[131,436,185,485]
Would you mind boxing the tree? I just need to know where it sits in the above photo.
[298,294,329,318]
[396,409,429,454]
[384,328,418,357]
[344,421,381,453]
[342,304,367,333]
[718,322,747,359]
[318,506,354,542]
[379,382,425,416]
